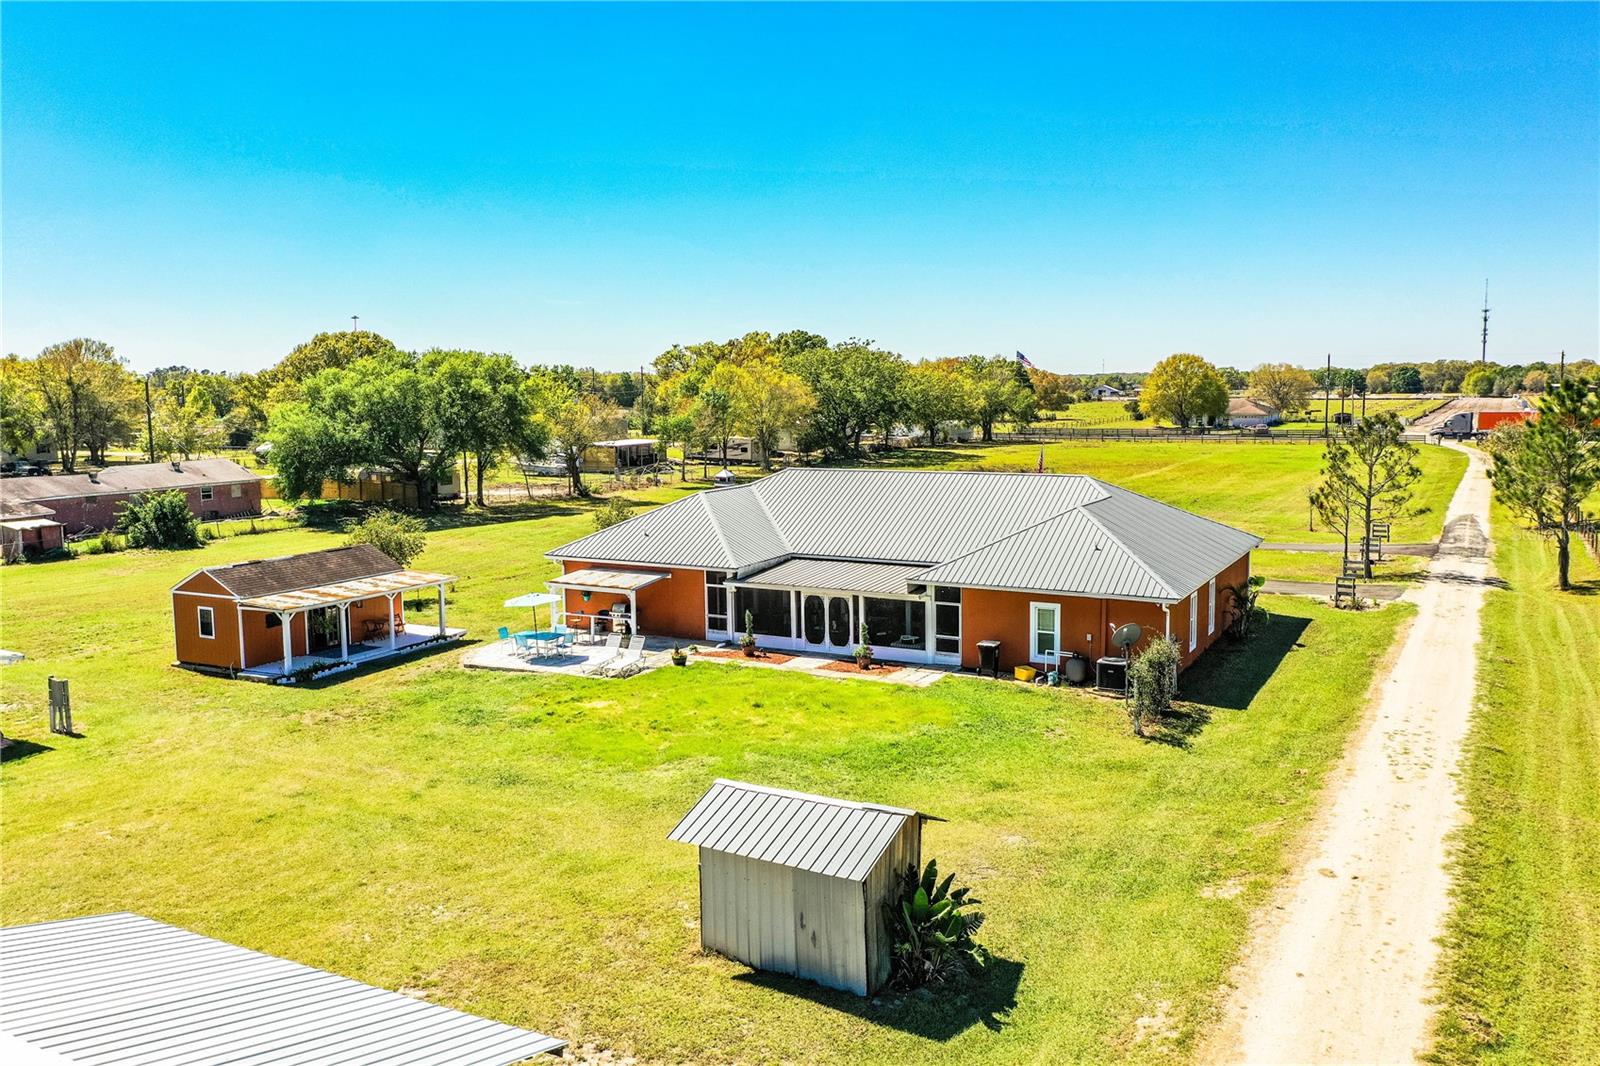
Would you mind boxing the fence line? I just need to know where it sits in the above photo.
[1576,518,1600,563]
[992,427,1341,444]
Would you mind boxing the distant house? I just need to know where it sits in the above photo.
[581,438,660,472]
[547,468,1260,674]
[170,544,462,682]
[313,464,461,507]
[1088,384,1125,400]
[0,459,263,534]
[0,436,58,468]
[1225,398,1281,428]
[669,778,930,996]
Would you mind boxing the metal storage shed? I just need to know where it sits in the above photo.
[668,779,930,996]
[0,912,565,1064]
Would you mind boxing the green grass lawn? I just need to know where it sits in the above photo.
[1430,512,1600,1065]
[1249,550,1430,586]
[857,439,1467,547]
[1,491,1414,1064]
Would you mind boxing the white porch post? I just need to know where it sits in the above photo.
[437,583,447,635]
[627,590,637,635]
[236,605,246,670]
[338,603,348,660]
[386,593,399,650]
[278,611,293,675]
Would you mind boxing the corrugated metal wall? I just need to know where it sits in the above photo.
[862,817,922,994]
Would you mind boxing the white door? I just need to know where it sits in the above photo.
[1188,592,1198,652]
[1030,602,1059,665]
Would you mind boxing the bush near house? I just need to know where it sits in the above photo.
[344,509,427,567]
[116,489,201,549]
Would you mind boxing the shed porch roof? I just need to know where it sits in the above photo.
[239,569,453,611]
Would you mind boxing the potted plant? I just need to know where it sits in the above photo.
[740,610,758,657]
[671,644,688,667]
[854,622,873,670]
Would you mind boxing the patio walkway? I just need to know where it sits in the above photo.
[687,648,952,687]
[238,625,466,682]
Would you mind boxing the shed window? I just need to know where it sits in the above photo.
[1030,602,1058,663]
[1207,578,1216,635]
[197,606,215,639]
[200,486,214,501]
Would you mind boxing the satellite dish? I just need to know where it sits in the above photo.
[1111,623,1143,650]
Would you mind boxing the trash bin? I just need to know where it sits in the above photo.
[977,640,1002,678]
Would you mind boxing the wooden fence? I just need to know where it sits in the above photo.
[1577,518,1600,563]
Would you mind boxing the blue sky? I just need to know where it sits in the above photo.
[4,2,1596,374]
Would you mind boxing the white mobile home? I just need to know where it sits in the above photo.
[668,779,929,996]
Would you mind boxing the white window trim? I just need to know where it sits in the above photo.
[1188,592,1198,652]
[1029,601,1060,664]
[1207,579,1217,635]
[200,485,214,501]
[197,605,216,640]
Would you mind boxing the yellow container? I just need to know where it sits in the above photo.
[1014,665,1038,682]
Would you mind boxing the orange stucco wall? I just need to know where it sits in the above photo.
[173,569,407,671]
[959,551,1253,673]
[560,561,708,640]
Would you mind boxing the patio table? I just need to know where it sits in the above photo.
[515,630,561,656]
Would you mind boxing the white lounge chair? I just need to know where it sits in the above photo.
[604,635,646,678]
[579,632,624,675]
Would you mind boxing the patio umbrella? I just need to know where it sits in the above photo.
[503,592,563,631]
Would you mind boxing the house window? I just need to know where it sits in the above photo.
[934,586,961,656]
[197,606,215,639]
[736,587,790,638]
[1207,579,1216,635]
[862,597,925,651]
[230,483,242,498]
[200,486,214,501]
[705,571,729,634]
[1189,592,1199,652]
[1029,602,1059,664]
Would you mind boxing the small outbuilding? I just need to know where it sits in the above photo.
[668,779,931,996]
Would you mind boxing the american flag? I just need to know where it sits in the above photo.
[1015,351,1035,368]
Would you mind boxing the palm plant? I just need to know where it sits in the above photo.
[1224,575,1268,641]
[882,859,987,991]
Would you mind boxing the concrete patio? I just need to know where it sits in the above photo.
[461,634,679,676]
[238,624,466,683]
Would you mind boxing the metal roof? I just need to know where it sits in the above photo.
[591,438,658,448]
[668,779,923,882]
[0,459,260,504]
[547,567,671,592]
[0,912,565,1065]
[239,568,454,611]
[549,469,1261,604]
[187,545,402,599]
[736,558,928,595]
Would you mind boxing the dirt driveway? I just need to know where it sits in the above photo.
[1202,442,1493,1064]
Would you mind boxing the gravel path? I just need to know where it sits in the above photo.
[1204,442,1492,1064]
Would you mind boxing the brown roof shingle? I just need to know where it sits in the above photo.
[202,545,401,599]
[0,459,261,504]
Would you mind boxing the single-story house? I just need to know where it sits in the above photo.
[0,912,565,1063]
[0,437,58,467]
[1226,398,1282,428]
[546,468,1260,673]
[311,463,462,506]
[669,778,929,996]
[0,501,65,562]
[0,458,263,534]
[171,544,463,681]
[1088,384,1125,400]
[582,438,661,472]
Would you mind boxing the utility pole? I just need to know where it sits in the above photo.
[1480,280,1490,364]
[1323,353,1332,439]
[144,376,157,462]
[351,315,360,332]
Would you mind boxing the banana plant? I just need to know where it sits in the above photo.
[882,858,988,991]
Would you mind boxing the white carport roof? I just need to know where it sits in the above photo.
[546,567,670,592]
[0,913,565,1065]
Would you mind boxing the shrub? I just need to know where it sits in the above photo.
[345,509,426,567]
[1123,397,1144,420]
[1225,575,1268,641]
[593,497,635,531]
[739,609,757,649]
[117,490,201,549]
[882,859,988,992]
[1127,637,1181,736]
